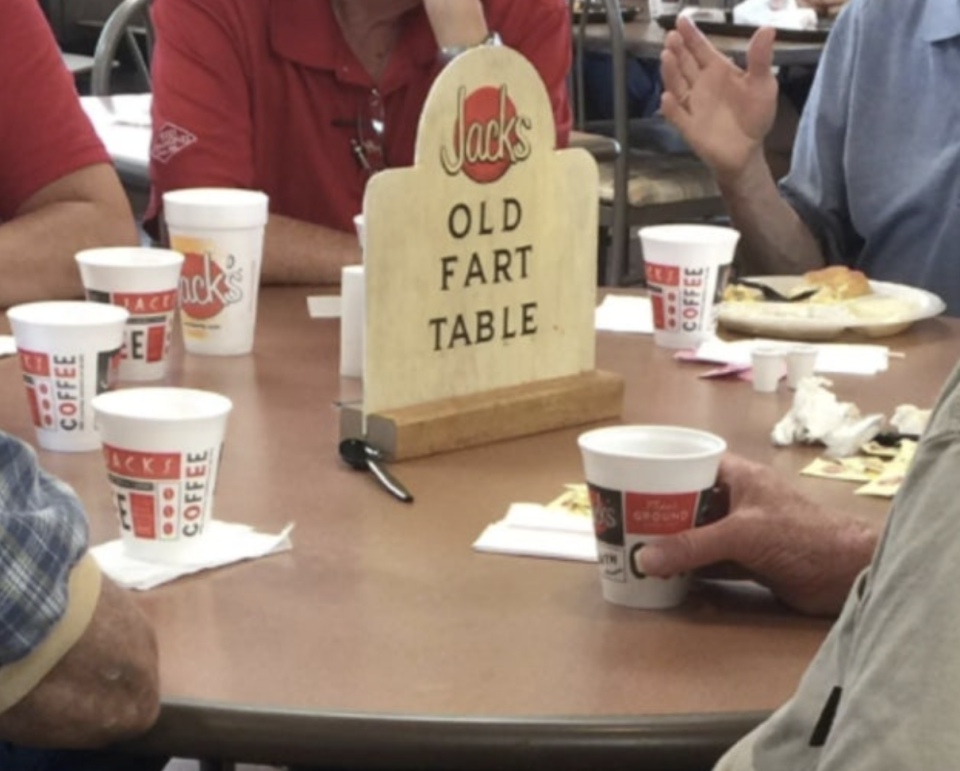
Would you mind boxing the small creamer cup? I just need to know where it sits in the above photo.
[751,345,786,393]
[75,247,184,381]
[640,224,740,349]
[578,425,726,609]
[8,301,128,452]
[92,387,233,564]
[786,344,819,389]
[163,187,268,356]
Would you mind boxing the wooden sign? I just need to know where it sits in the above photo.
[349,45,622,459]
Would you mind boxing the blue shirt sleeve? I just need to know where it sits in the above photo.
[778,0,865,265]
[0,431,89,665]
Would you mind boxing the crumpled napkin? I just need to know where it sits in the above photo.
[473,503,597,563]
[771,376,884,457]
[91,520,295,590]
[0,335,16,358]
[733,0,818,29]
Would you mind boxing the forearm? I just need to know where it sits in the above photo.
[422,0,488,48]
[719,150,826,276]
[0,561,159,748]
[261,213,362,285]
[0,165,138,308]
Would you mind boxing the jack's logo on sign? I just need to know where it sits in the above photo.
[102,443,217,541]
[440,85,533,183]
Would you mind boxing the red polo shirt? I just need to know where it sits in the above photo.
[147,0,572,234]
[0,0,109,220]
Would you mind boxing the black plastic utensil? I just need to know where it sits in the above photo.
[339,438,414,503]
[730,278,819,303]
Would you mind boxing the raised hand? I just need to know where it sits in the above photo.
[659,17,779,181]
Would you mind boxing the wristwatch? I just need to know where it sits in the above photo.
[438,30,502,64]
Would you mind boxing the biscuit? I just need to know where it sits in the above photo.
[797,265,871,302]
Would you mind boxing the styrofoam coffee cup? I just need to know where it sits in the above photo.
[7,301,128,452]
[75,247,184,381]
[578,425,726,609]
[92,387,233,564]
[163,187,268,356]
[640,224,740,349]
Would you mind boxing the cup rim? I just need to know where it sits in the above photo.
[637,223,740,246]
[7,300,129,327]
[92,387,233,421]
[578,424,726,461]
[75,246,185,269]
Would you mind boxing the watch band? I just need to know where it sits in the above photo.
[438,30,502,64]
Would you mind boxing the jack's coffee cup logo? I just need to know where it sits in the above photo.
[180,250,245,320]
[87,289,177,364]
[102,443,217,541]
[440,85,532,183]
[17,348,120,432]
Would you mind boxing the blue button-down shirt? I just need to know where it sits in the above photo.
[781,0,960,315]
[0,432,88,665]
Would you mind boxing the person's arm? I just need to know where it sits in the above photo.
[149,0,361,285]
[422,0,489,48]
[262,213,363,285]
[423,0,573,147]
[637,453,880,616]
[659,18,826,275]
[0,164,138,308]
[0,433,159,747]
[0,562,160,748]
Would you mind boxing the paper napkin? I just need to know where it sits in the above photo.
[0,335,16,358]
[473,503,597,562]
[91,520,295,590]
[594,295,654,334]
[683,339,892,376]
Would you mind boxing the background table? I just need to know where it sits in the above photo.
[2,288,957,769]
[580,19,827,67]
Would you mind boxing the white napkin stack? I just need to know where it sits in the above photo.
[473,503,597,562]
[594,295,654,334]
[0,335,16,357]
[91,520,294,590]
[732,0,818,29]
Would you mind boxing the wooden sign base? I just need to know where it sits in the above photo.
[340,370,624,462]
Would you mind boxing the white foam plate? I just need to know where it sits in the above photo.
[718,277,946,340]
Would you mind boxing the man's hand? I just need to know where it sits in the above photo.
[660,17,779,182]
[422,0,489,49]
[638,454,880,616]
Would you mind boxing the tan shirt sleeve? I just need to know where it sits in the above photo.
[0,553,102,715]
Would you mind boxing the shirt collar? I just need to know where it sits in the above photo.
[920,0,960,43]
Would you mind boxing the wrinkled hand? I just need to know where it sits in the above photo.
[638,454,880,616]
[659,17,779,180]
[422,0,488,48]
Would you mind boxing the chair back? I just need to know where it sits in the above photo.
[91,0,153,96]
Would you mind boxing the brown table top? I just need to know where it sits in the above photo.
[581,19,826,68]
[2,287,957,768]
